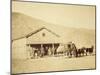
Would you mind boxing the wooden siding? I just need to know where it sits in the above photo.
[12,38,27,59]
[27,28,60,44]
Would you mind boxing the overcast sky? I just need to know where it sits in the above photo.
[12,1,95,29]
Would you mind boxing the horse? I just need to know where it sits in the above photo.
[77,46,94,56]
[77,47,86,57]
[85,46,94,56]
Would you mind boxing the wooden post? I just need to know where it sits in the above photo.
[27,44,31,59]
[41,44,43,50]
[52,43,55,56]
[41,44,44,57]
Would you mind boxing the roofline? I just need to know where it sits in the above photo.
[12,27,60,41]
[26,27,60,38]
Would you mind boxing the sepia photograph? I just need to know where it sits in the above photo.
[12,0,96,74]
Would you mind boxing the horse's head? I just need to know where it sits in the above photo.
[91,45,94,49]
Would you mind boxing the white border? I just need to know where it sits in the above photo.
[0,0,100,75]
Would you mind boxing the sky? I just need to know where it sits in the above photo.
[12,1,96,29]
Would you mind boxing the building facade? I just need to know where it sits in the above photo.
[12,27,60,59]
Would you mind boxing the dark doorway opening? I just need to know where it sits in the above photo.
[27,43,59,56]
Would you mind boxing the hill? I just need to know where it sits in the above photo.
[12,12,95,48]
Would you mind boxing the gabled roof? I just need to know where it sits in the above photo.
[13,27,60,41]
[26,27,60,38]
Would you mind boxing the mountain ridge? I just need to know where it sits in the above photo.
[12,12,95,48]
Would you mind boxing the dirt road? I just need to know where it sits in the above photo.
[12,55,95,74]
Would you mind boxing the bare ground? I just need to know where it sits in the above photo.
[12,55,96,74]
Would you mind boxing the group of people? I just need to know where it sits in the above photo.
[27,45,57,59]
[27,42,94,59]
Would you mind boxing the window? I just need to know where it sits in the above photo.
[42,33,45,37]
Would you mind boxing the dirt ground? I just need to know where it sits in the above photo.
[12,55,96,74]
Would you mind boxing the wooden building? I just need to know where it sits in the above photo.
[12,27,60,59]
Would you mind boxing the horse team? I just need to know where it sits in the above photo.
[63,42,94,58]
[27,42,94,59]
